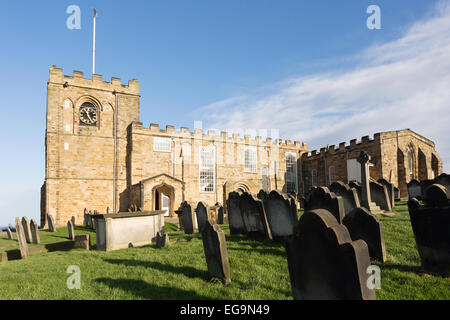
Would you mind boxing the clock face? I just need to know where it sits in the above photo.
[79,103,98,125]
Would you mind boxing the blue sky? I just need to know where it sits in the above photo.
[0,1,448,226]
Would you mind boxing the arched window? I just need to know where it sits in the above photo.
[406,147,414,180]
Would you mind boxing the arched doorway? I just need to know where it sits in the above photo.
[152,183,175,217]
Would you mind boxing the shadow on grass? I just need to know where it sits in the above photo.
[95,278,210,299]
[227,246,286,258]
[103,258,210,281]
[381,263,421,274]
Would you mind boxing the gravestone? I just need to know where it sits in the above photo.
[30,219,40,244]
[83,208,88,226]
[349,181,362,203]
[394,186,400,201]
[304,186,345,223]
[71,215,76,226]
[227,191,246,235]
[15,217,29,259]
[201,218,231,284]
[67,220,75,240]
[434,173,450,191]
[6,228,13,240]
[408,185,450,276]
[329,181,361,216]
[285,209,375,300]
[377,178,395,208]
[239,192,272,239]
[217,206,224,224]
[74,234,90,250]
[156,232,170,248]
[21,217,32,243]
[181,202,196,234]
[407,179,422,200]
[259,190,297,239]
[357,152,383,214]
[369,180,392,213]
[343,207,386,262]
[195,202,209,233]
[47,214,56,232]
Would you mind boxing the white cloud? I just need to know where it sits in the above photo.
[193,2,450,171]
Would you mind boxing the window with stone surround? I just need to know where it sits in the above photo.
[311,169,317,187]
[153,137,172,152]
[199,146,215,193]
[286,152,298,193]
[244,146,257,173]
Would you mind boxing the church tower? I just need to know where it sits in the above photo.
[42,66,140,226]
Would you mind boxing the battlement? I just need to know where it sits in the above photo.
[302,132,382,160]
[130,121,307,149]
[48,65,139,95]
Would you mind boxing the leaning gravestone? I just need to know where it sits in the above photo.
[285,209,376,300]
[6,228,13,240]
[408,179,422,200]
[304,187,345,223]
[369,180,392,213]
[21,217,32,243]
[47,214,56,232]
[227,191,246,235]
[195,202,209,233]
[329,181,361,216]
[15,217,29,259]
[156,232,170,248]
[377,178,395,208]
[201,218,231,284]
[67,220,75,240]
[181,202,196,234]
[30,218,40,244]
[71,215,76,226]
[259,190,297,239]
[349,181,362,204]
[343,207,386,262]
[408,184,450,276]
[239,192,272,239]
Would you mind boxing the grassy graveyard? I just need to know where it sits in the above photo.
[0,201,448,300]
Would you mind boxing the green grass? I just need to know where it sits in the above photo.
[0,202,448,300]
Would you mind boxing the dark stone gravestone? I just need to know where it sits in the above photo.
[156,232,169,248]
[259,190,297,239]
[285,209,376,300]
[217,206,224,225]
[394,187,400,201]
[67,220,75,240]
[407,179,422,200]
[74,234,90,250]
[408,184,450,276]
[343,207,386,262]
[227,191,246,235]
[30,218,40,244]
[201,218,231,284]
[434,173,450,192]
[15,217,29,259]
[349,181,362,203]
[6,228,13,240]
[47,214,56,232]
[329,181,361,216]
[304,187,345,224]
[195,202,209,233]
[21,217,32,244]
[420,179,435,200]
[377,178,395,208]
[239,192,272,239]
[369,180,392,213]
[181,202,196,234]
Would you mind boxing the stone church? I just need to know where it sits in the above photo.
[41,66,443,226]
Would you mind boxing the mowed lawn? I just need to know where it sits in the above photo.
[0,201,448,300]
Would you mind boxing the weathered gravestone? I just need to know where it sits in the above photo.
[227,191,246,235]
[349,181,362,203]
[74,234,90,250]
[201,218,231,284]
[47,214,56,232]
[369,180,393,213]
[259,190,297,239]
[71,215,76,226]
[67,220,75,240]
[329,181,360,216]
[30,218,40,244]
[285,209,376,300]
[217,206,224,224]
[15,217,29,259]
[21,217,32,243]
[408,184,450,276]
[156,231,170,248]
[181,201,197,234]
[239,192,272,239]
[434,173,450,192]
[304,186,345,223]
[83,208,88,227]
[6,228,13,240]
[394,186,400,201]
[408,179,422,200]
[343,207,386,262]
[195,202,209,233]
[377,178,395,208]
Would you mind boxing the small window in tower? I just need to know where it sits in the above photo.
[244,146,257,173]
[153,137,172,152]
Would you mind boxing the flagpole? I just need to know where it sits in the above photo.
[92,9,97,74]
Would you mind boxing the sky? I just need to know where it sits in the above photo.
[0,0,449,226]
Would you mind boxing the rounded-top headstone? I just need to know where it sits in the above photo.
[424,184,450,207]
